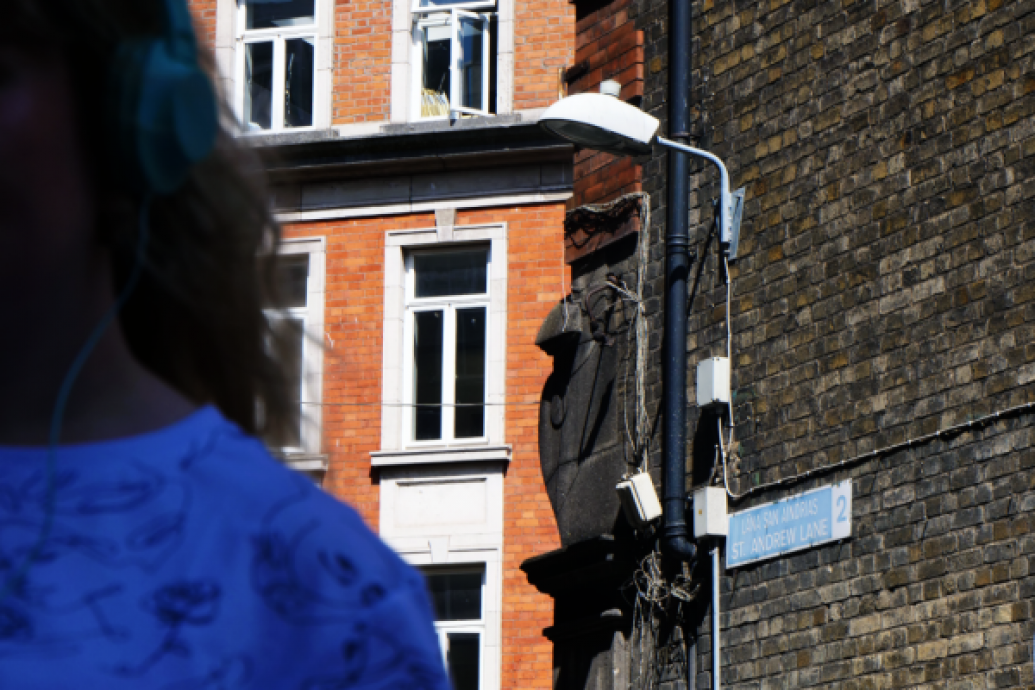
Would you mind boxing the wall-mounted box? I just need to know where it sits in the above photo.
[616,472,663,527]
[693,486,728,537]
[696,357,730,409]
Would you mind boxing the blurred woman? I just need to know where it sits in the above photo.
[0,2,448,687]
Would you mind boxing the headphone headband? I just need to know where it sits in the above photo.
[109,0,218,195]
[161,0,199,60]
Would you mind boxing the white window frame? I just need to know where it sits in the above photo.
[421,565,488,686]
[451,10,492,117]
[378,463,504,690]
[392,0,513,123]
[412,8,493,120]
[223,0,333,134]
[403,249,491,446]
[265,238,326,458]
[411,0,496,13]
[381,224,507,454]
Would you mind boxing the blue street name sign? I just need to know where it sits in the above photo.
[726,480,852,568]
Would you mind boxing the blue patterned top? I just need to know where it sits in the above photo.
[0,406,450,690]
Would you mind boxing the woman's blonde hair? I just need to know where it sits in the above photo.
[9,0,295,438]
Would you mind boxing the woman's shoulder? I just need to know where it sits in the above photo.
[176,408,412,586]
[171,408,450,687]
[0,407,449,688]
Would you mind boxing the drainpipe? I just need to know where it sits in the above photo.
[660,0,696,562]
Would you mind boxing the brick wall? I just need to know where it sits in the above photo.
[570,0,643,102]
[569,0,645,208]
[283,214,434,527]
[188,0,218,48]
[715,416,1035,687]
[332,0,393,124]
[189,0,574,124]
[283,203,564,688]
[627,0,1035,685]
[462,204,566,688]
[513,0,576,111]
[187,0,395,124]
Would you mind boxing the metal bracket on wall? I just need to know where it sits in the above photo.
[707,186,746,262]
[727,187,746,261]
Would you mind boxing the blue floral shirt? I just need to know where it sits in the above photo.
[0,407,450,690]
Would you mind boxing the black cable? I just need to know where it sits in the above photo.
[686,215,716,319]
[726,399,1035,503]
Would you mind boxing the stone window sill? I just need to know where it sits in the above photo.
[370,445,511,467]
[274,452,329,474]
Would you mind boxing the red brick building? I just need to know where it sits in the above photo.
[188,1,574,688]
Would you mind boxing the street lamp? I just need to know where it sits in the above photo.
[540,92,734,254]
[540,88,742,571]
[542,25,735,688]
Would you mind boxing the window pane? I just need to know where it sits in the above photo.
[414,251,487,298]
[447,633,480,690]
[267,316,305,448]
[246,0,315,29]
[245,42,273,131]
[488,17,497,115]
[414,311,444,441]
[284,38,315,128]
[457,15,485,111]
[425,572,482,620]
[421,24,451,118]
[455,308,486,438]
[274,254,309,309]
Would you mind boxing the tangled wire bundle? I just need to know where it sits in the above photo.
[628,551,699,689]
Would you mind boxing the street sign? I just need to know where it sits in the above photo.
[726,480,852,568]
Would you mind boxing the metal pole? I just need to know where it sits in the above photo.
[660,0,696,563]
[658,132,733,690]
[656,136,732,251]
[712,546,721,690]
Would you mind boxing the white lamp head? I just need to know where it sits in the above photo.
[540,93,660,157]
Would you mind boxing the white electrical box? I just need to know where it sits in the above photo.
[696,357,731,409]
[616,472,663,527]
[693,486,728,537]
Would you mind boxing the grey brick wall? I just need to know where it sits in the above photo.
[626,0,1035,686]
[708,416,1034,688]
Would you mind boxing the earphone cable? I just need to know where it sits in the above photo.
[0,194,153,602]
